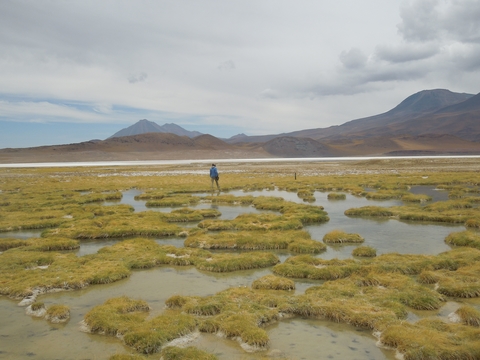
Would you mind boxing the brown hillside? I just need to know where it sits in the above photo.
[192,134,232,149]
[326,134,480,156]
[261,136,339,157]
[0,132,271,163]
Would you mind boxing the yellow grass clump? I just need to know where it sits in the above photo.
[160,346,218,360]
[161,208,221,222]
[44,212,182,239]
[109,354,146,360]
[145,194,200,207]
[352,246,376,257]
[379,318,480,360]
[453,305,480,327]
[0,238,29,251]
[194,252,280,272]
[185,229,326,254]
[327,192,346,200]
[273,255,361,280]
[344,206,394,217]
[365,190,404,200]
[445,230,480,250]
[45,304,70,323]
[323,229,364,244]
[251,275,295,291]
[85,296,197,354]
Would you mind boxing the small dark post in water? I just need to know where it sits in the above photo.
[294,172,296,180]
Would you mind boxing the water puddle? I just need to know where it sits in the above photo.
[0,229,43,239]
[409,185,449,203]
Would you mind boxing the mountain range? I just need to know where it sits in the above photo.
[109,120,203,139]
[1,88,480,163]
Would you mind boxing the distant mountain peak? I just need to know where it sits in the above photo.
[108,120,203,139]
[388,89,473,115]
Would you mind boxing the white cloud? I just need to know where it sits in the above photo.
[0,100,106,123]
[128,73,148,84]
[217,60,236,71]
[339,48,368,69]
[0,0,479,147]
[375,43,439,63]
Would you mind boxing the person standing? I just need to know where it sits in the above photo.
[210,163,220,190]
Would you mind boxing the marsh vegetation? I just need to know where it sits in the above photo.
[1,157,480,359]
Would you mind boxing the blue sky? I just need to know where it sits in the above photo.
[1,0,480,148]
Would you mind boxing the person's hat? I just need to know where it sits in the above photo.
[212,164,216,166]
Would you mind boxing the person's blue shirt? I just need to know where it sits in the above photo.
[210,166,218,178]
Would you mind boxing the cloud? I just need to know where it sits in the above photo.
[1,0,480,148]
[128,72,148,84]
[398,0,441,42]
[442,0,480,44]
[0,100,106,123]
[217,60,235,71]
[339,48,367,69]
[450,44,480,72]
[375,43,438,63]
[259,88,280,99]
[398,0,480,44]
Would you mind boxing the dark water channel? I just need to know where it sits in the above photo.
[0,187,473,360]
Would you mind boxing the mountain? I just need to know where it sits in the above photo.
[258,136,339,157]
[227,89,475,143]
[2,89,480,164]
[344,91,480,141]
[109,119,203,139]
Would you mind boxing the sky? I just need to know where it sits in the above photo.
[1,0,480,149]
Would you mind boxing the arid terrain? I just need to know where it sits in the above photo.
[2,89,480,164]
[1,132,480,164]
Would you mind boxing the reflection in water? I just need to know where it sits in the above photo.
[0,187,469,359]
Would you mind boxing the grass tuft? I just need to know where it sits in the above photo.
[46,304,70,323]
[323,230,364,244]
[251,275,295,290]
[352,246,376,257]
[160,346,218,360]
[454,305,480,327]
[327,192,346,200]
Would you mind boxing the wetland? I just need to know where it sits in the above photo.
[1,157,480,360]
